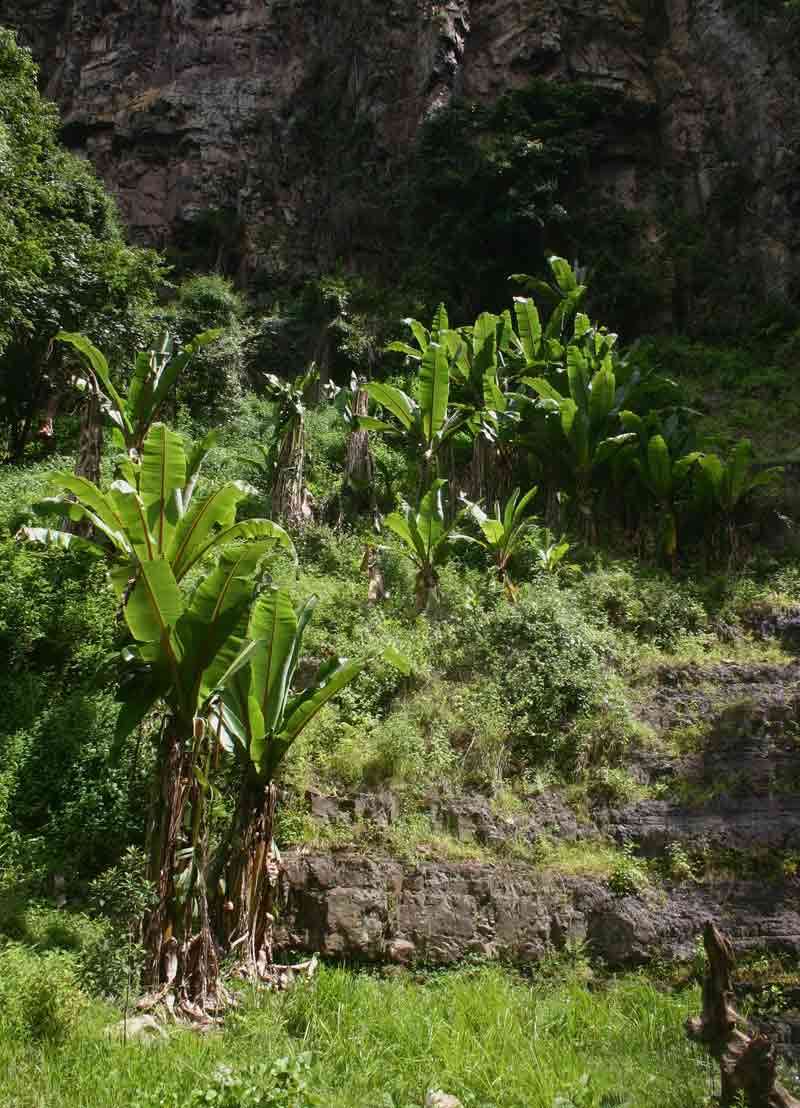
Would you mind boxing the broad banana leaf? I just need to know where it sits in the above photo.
[169,480,256,579]
[384,505,428,566]
[124,557,185,645]
[416,479,447,558]
[647,435,672,501]
[513,298,542,364]
[419,342,450,442]
[548,256,578,294]
[588,364,616,428]
[430,303,449,338]
[18,527,103,556]
[566,346,589,409]
[149,329,222,417]
[140,423,187,554]
[108,480,155,558]
[180,542,276,703]
[57,332,131,434]
[248,588,300,741]
[364,382,416,430]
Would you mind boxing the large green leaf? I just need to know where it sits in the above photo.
[646,435,672,501]
[727,439,754,509]
[57,332,130,434]
[273,656,370,770]
[182,429,219,511]
[148,331,221,420]
[566,346,589,410]
[127,350,154,430]
[416,479,447,559]
[384,508,426,567]
[699,454,724,503]
[18,527,104,557]
[386,340,424,360]
[419,341,450,442]
[430,303,449,339]
[181,543,272,704]
[188,518,295,577]
[108,480,155,557]
[513,298,542,364]
[525,377,564,403]
[140,423,187,555]
[548,256,578,294]
[49,472,126,540]
[124,557,185,644]
[364,382,416,430]
[401,318,429,353]
[248,588,300,740]
[588,364,616,429]
[169,481,253,579]
[472,314,498,380]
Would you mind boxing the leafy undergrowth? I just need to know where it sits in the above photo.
[0,954,710,1108]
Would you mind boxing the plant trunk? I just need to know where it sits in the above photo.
[141,721,220,1017]
[687,921,800,1108]
[75,388,103,484]
[341,389,378,525]
[144,723,188,990]
[272,418,308,526]
[466,434,493,503]
[415,566,440,614]
[222,773,279,979]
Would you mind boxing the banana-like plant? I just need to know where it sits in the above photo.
[525,335,635,536]
[261,368,317,526]
[20,423,294,1009]
[620,414,703,566]
[510,255,588,351]
[532,530,578,576]
[208,588,408,975]
[21,422,292,603]
[443,310,522,502]
[362,305,469,493]
[384,479,470,611]
[461,486,538,596]
[696,440,782,562]
[58,329,221,459]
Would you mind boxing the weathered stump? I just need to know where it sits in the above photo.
[686,920,800,1108]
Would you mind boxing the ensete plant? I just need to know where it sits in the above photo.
[384,479,469,612]
[461,485,538,596]
[209,588,407,976]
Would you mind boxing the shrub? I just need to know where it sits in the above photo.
[0,943,87,1042]
[607,845,650,898]
[440,582,616,772]
[578,566,708,650]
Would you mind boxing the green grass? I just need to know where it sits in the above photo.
[0,963,710,1108]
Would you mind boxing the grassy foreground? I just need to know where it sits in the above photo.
[0,964,710,1108]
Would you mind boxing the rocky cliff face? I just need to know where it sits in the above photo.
[3,0,799,318]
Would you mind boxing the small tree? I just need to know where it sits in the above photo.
[461,486,538,597]
[697,440,782,564]
[210,589,407,976]
[363,305,469,495]
[262,369,317,526]
[57,329,221,472]
[384,479,469,611]
[21,423,294,1013]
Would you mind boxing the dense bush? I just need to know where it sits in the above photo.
[0,943,86,1042]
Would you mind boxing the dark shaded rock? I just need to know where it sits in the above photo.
[3,0,800,313]
[273,851,800,969]
[606,796,800,856]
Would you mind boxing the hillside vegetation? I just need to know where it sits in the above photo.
[1,24,799,1108]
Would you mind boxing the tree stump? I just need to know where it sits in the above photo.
[686,920,800,1108]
